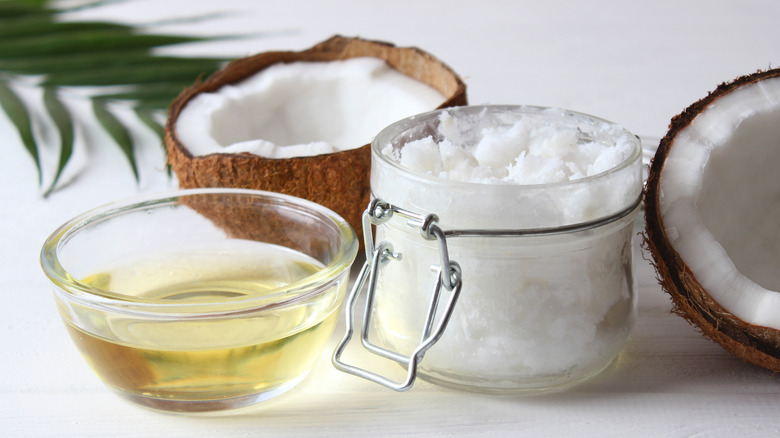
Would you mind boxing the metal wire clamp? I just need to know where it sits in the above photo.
[331,198,463,392]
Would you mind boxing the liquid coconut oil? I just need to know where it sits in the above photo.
[366,105,643,393]
[56,241,340,404]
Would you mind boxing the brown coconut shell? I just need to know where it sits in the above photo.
[644,68,780,372]
[165,35,467,244]
[181,191,341,264]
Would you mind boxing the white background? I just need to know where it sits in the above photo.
[3,0,780,436]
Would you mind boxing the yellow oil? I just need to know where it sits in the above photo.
[61,241,341,403]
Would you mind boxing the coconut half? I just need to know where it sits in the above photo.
[644,68,780,371]
[165,36,467,240]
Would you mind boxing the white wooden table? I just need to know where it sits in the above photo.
[3,1,780,436]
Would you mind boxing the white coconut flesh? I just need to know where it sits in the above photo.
[659,76,780,330]
[175,57,446,159]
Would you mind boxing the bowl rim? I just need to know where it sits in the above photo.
[40,187,358,318]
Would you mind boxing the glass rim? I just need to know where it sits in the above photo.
[40,187,358,317]
[371,104,642,192]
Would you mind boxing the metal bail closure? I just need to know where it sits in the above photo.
[332,199,463,392]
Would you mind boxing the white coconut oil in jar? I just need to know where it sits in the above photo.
[356,105,643,393]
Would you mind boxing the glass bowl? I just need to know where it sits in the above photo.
[40,188,358,413]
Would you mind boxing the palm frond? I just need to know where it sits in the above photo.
[0,52,228,75]
[92,97,139,181]
[42,86,74,197]
[134,106,170,175]
[0,30,210,59]
[0,16,131,39]
[43,61,224,86]
[0,1,51,18]
[0,78,40,183]
[0,0,257,196]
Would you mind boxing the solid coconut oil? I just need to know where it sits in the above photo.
[365,106,642,393]
[58,241,339,405]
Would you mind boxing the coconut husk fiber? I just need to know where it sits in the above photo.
[165,35,468,245]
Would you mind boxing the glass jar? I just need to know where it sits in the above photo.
[334,105,643,393]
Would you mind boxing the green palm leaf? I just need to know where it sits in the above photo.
[134,106,166,140]
[0,17,131,39]
[0,52,228,75]
[96,83,191,102]
[0,0,260,196]
[134,106,170,175]
[44,61,224,87]
[92,98,139,181]
[42,86,74,197]
[0,1,50,17]
[0,31,210,59]
[0,78,40,183]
